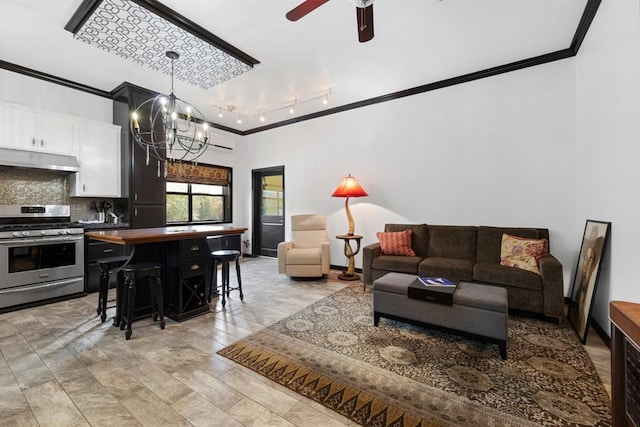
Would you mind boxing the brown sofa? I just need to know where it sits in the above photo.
[362,224,564,321]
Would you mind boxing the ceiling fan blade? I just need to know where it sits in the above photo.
[286,0,330,21]
[356,5,374,42]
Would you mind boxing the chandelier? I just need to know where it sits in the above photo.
[131,51,210,177]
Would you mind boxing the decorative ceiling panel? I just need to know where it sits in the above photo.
[72,0,253,89]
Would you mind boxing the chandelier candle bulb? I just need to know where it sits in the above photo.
[132,112,139,130]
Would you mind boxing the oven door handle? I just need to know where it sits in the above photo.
[0,277,82,294]
[0,235,84,246]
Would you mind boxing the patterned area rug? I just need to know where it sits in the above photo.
[219,283,611,426]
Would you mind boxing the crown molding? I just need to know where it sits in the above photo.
[0,59,111,99]
[2,0,601,135]
[242,49,574,135]
[242,0,601,135]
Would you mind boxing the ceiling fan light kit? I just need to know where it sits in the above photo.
[349,0,375,8]
[286,0,376,42]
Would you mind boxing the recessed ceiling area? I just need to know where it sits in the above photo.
[0,0,590,133]
[67,0,256,90]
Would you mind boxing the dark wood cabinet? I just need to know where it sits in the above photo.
[112,82,166,228]
[164,238,210,321]
[131,140,166,205]
[84,238,128,293]
[130,205,165,229]
[611,301,640,427]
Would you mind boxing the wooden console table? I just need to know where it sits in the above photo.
[610,301,640,427]
[86,225,247,322]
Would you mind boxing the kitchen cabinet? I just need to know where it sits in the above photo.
[85,238,128,293]
[112,83,166,228]
[164,238,210,321]
[130,205,165,229]
[131,140,166,204]
[0,100,76,156]
[70,121,122,197]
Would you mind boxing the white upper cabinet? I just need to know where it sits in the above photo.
[0,100,76,156]
[70,121,122,198]
[0,100,122,198]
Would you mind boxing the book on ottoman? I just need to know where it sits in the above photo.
[408,277,458,305]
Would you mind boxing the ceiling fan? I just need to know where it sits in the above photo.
[286,0,375,43]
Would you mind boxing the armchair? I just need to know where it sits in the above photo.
[278,214,330,278]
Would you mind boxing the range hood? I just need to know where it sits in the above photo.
[0,147,80,172]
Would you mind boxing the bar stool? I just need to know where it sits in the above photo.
[96,255,130,323]
[209,250,243,307]
[120,262,165,340]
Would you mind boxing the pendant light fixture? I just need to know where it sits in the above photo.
[131,51,211,177]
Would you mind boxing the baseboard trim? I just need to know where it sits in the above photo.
[563,297,611,349]
[330,265,362,274]
[590,318,611,349]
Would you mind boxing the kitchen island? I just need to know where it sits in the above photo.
[85,225,247,322]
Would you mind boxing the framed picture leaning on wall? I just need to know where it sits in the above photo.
[567,220,611,344]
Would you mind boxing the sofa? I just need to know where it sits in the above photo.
[362,224,564,321]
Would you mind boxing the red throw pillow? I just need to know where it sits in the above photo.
[376,230,416,256]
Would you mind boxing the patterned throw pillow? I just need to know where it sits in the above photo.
[500,233,549,274]
[376,230,416,256]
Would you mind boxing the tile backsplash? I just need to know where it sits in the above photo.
[0,166,117,221]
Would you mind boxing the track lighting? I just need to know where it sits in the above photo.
[210,88,333,124]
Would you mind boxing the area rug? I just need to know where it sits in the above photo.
[218,283,611,426]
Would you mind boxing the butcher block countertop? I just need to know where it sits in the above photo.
[85,225,248,245]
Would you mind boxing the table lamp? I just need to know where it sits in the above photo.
[331,174,368,235]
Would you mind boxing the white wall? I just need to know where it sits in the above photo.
[575,0,640,333]
[242,60,579,291]
[0,69,113,123]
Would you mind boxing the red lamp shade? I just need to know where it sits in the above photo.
[332,174,367,236]
[331,174,368,198]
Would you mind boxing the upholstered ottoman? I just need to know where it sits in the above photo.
[373,272,508,359]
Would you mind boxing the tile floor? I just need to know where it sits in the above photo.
[0,257,611,426]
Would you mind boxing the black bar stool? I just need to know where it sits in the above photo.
[120,262,165,340]
[210,250,243,307]
[96,255,130,323]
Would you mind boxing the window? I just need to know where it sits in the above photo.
[166,163,231,224]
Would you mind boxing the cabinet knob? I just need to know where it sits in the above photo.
[134,208,138,217]
[32,137,36,146]
[83,184,86,192]
[40,139,44,147]
[134,193,138,201]
[190,245,200,252]
[103,249,114,253]
[190,264,200,271]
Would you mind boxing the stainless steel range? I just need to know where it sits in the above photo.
[0,205,84,311]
